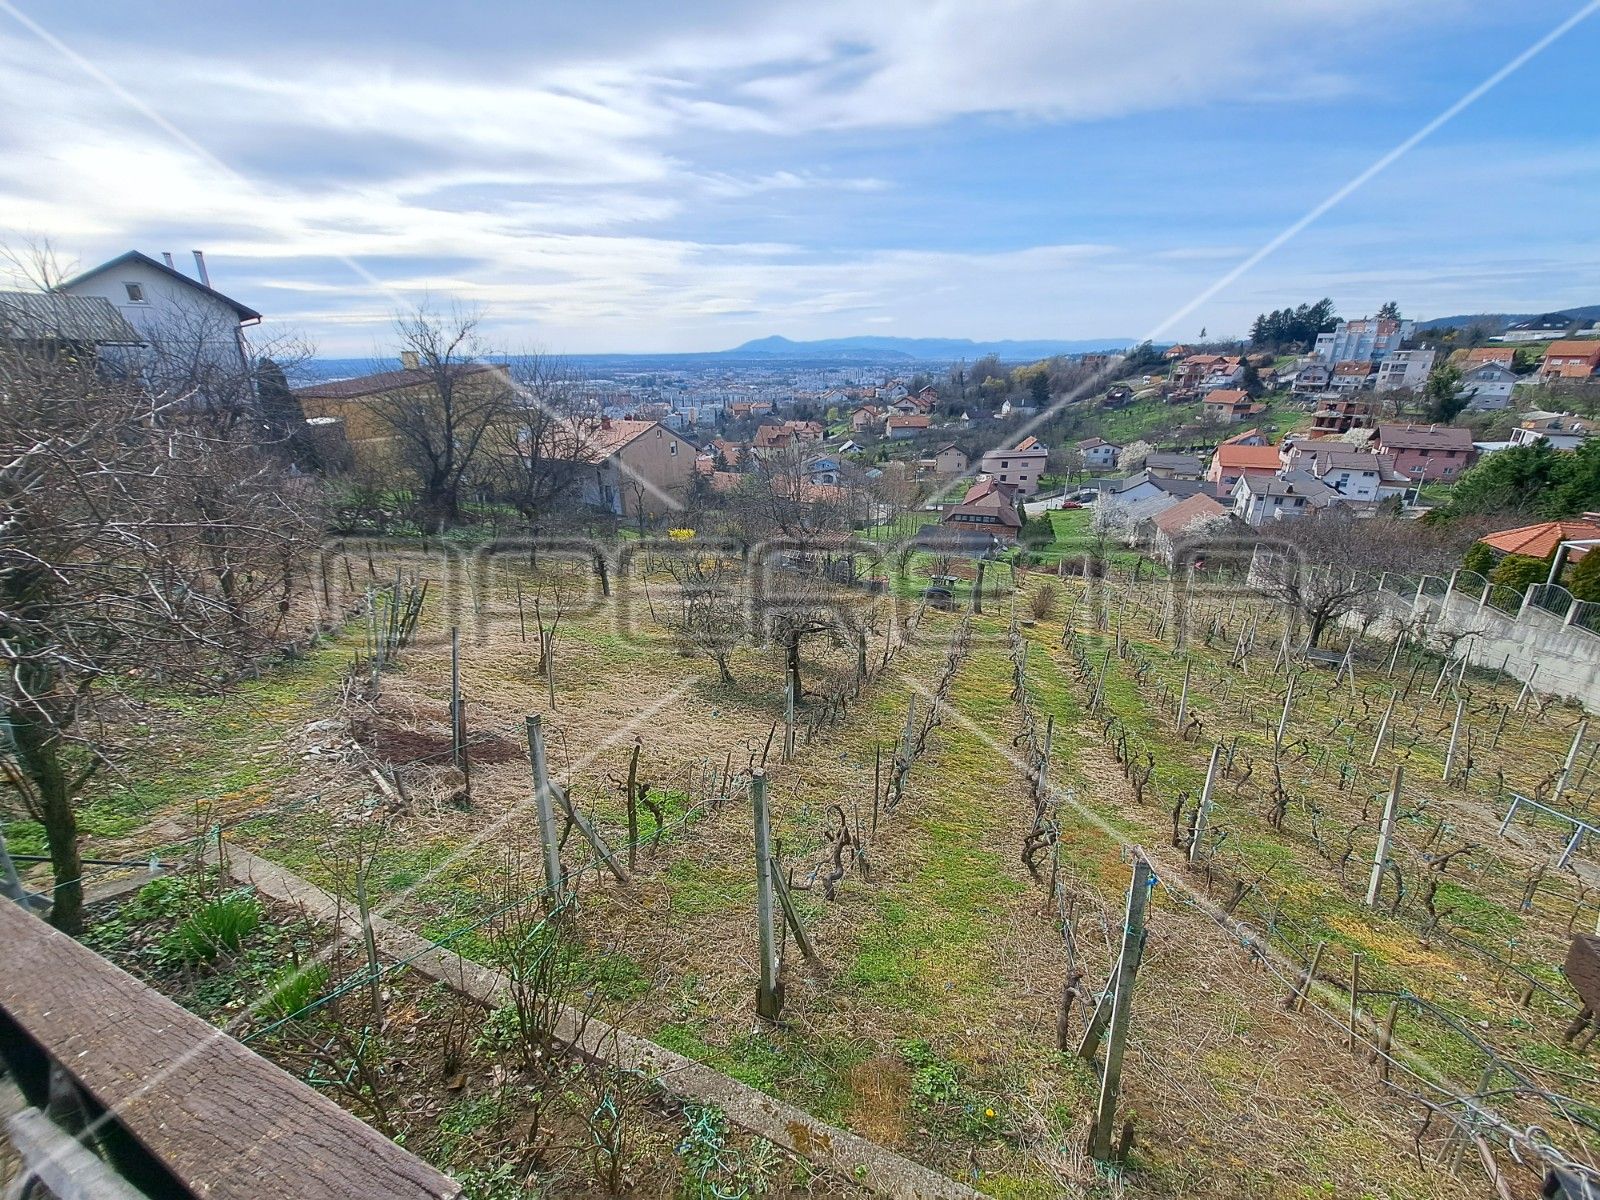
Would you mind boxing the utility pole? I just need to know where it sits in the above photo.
[751,771,782,1021]
[525,715,565,909]
[1087,854,1153,1162]
[1366,765,1403,908]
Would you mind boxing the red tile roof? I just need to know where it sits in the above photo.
[570,418,685,462]
[1543,341,1600,360]
[1151,492,1229,537]
[1481,519,1600,560]
[1212,444,1282,472]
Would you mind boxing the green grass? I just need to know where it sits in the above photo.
[1091,396,1200,445]
[4,636,354,859]
[651,1021,864,1124]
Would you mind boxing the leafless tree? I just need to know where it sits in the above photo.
[368,304,511,530]
[0,307,321,932]
[488,354,594,534]
[661,542,748,685]
[1251,513,1457,648]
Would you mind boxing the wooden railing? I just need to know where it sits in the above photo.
[0,899,460,1200]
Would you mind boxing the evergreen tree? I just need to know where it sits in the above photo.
[1461,540,1495,577]
[1490,553,1547,595]
[1568,547,1600,602]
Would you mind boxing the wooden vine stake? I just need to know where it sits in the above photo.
[1190,744,1221,864]
[1085,853,1152,1162]
[751,771,783,1021]
[1366,765,1403,908]
[1442,697,1465,784]
[1370,690,1397,767]
[525,715,566,910]
[1554,719,1589,807]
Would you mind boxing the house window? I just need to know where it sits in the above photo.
[124,282,146,303]
[669,442,677,456]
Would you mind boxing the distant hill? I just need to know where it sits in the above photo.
[1415,305,1600,333]
[724,334,1137,361]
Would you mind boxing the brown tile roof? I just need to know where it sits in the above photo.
[1377,423,1474,451]
[1204,389,1250,405]
[1012,435,1044,451]
[1152,492,1228,536]
[1219,427,1267,446]
[1213,444,1282,471]
[963,479,1017,504]
[752,424,792,448]
[886,413,931,429]
[574,418,681,462]
[296,362,496,400]
[1480,519,1600,560]
[1543,340,1600,360]
[944,493,1022,529]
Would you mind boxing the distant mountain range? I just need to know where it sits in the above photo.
[723,334,1137,361]
[1415,305,1600,333]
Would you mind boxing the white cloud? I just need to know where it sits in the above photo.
[2,0,1588,354]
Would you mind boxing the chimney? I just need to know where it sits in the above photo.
[161,252,176,269]
[191,250,211,287]
[399,350,420,371]
[601,415,612,430]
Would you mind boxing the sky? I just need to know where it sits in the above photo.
[1,0,1598,355]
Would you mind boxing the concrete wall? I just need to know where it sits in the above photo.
[1340,576,1600,713]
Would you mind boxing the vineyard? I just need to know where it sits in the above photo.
[32,539,1600,1199]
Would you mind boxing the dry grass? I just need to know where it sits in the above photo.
[59,552,1597,1198]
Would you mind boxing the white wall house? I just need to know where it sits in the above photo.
[977,436,1049,496]
[1076,437,1119,469]
[57,251,261,389]
[1457,362,1517,411]
[1313,317,1413,363]
[1374,348,1435,392]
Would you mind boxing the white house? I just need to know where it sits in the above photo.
[1292,362,1332,394]
[1200,362,1246,391]
[1280,446,1409,503]
[1313,317,1412,363]
[1374,348,1435,392]
[57,250,260,384]
[1494,313,1578,342]
[1230,474,1338,526]
[1509,414,1600,452]
[1075,436,1120,469]
[977,435,1049,496]
[1457,361,1517,411]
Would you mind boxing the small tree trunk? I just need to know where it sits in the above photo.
[1307,611,1329,649]
[786,634,803,700]
[11,710,84,934]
